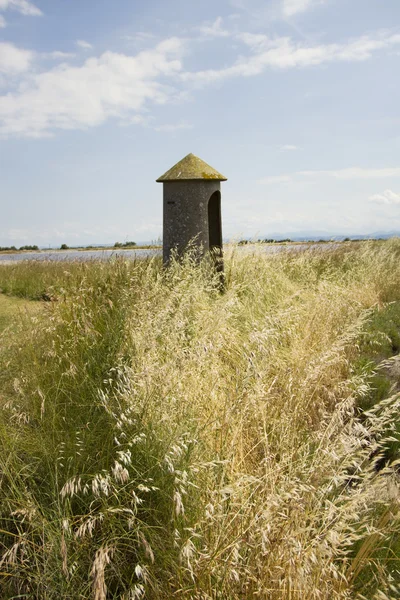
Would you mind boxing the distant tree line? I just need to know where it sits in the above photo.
[0,244,39,252]
[113,241,137,248]
[237,238,372,245]
[238,238,293,245]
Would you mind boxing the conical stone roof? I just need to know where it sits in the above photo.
[156,153,227,182]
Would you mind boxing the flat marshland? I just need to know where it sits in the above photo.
[0,241,400,599]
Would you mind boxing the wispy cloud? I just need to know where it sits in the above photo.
[299,167,400,180]
[229,0,247,10]
[182,30,400,84]
[0,41,33,74]
[283,0,326,17]
[43,51,77,60]
[199,17,230,38]
[369,189,400,204]
[280,144,298,151]
[123,32,157,48]
[0,0,42,16]
[2,27,400,138]
[76,40,93,50]
[0,14,6,27]
[259,167,400,184]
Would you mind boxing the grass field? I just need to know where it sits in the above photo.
[0,293,40,333]
[0,242,400,599]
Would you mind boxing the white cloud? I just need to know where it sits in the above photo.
[259,167,400,184]
[44,51,76,60]
[0,0,42,16]
[199,17,230,38]
[0,14,6,27]
[0,38,184,137]
[369,189,400,204]
[0,41,33,74]
[123,32,157,48]
[335,33,400,61]
[121,114,151,127]
[299,167,400,179]
[280,144,298,151]
[236,32,270,51]
[182,30,400,84]
[229,0,247,10]
[76,40,93,50]
[2,28,400,139]
[283,0,326,17]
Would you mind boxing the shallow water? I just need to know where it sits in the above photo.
[0,248,161,262]
[0,243,326,263]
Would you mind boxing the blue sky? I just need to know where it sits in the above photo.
[0,0,399,246]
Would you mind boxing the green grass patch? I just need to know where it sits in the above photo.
[0,260,97,300]
[362,301,400,359]
[353,302,400,466]
[0,292,41,333]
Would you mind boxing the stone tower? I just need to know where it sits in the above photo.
[156,153,227,265]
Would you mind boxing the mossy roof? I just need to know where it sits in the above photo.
[156,153,227,182]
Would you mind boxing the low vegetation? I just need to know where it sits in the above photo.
[238,238,294,244]
[0,294,40,333]
[114,241,137,248]
[0,244,39,252]
[0,241,400,599]
[0,260,98,300]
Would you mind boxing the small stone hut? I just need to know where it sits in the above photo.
[156,153,227,265]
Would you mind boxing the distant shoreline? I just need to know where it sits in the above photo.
[0,237,394,255]
[0,244,161,255]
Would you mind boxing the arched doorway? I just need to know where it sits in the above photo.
[208,191,223,275]
[208,191,222,252]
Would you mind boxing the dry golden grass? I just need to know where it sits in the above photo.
[0,241,399,599]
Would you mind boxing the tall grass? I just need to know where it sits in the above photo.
[0,241,400,599]
[0,258,141,300]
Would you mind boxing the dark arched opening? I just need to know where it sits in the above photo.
[208,190,223,276]
[208,191,222,251]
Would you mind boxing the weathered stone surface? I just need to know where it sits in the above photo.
[157,154,226,266]
[157,153,227,182]
[162,180,221,263]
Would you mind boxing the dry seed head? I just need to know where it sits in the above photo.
[75,513,105,539]
[91,473,111,496]
[112,461,130,483]
[0,541,21,568]
[123,584,145,599]
[116,449,132,465]
[91,546,114,600]
[138,532,155,563]
[60,476,82,499]
[174,490,185,516]
[61,530,68,578]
